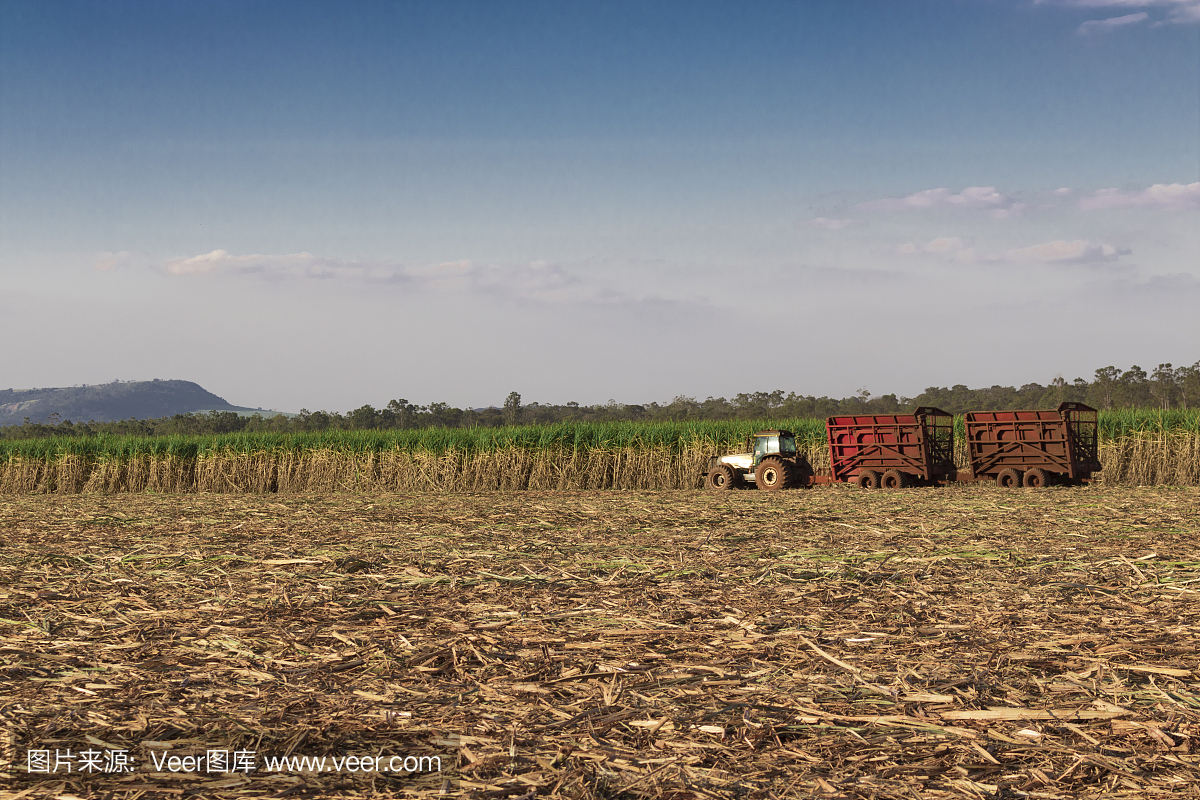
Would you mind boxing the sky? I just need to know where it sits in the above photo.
[1,0,1198,413]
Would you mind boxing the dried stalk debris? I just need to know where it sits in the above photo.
[2,484,1200,798]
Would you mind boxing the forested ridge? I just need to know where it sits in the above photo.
[3,362,1197,440]
[0,379,251,428]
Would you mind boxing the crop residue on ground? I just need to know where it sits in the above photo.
[2,485,1200,798]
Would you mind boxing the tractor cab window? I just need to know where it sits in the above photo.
[755,435,780,462]
[779,433,797,456]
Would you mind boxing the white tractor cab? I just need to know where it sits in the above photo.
[704,429,814,491]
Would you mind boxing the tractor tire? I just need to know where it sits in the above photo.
[755,457,792,491]
[1023,468,1052,488]
[706,464,740,491]
[997,468,1022,489]
[855,470,881,490]
[881,469,910,489]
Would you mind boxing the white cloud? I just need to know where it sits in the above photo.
[160,249,342,277]
[1162,1,1200,21]
[859,186,1025,218]
[156,250,631,305]
[1004,240,1128,264]
[897,237,1129,265]
[922,237,969,254]
[1078,12,1149,32]
[896,237,981,263]
[1079,182,1200,210]
[807,217,860,229]
[1039,0,1200,24]
[95,251,133,271]
[1049,0,1139,5]
[407,259,626,304]
[859,181,1198,218]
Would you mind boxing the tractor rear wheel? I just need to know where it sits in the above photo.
[1023,468,1051,488]
[755,457,792,491]
[997,468,1022,489]
[706,464,739,491]
[856,470,881,489]
[881,469,910,489]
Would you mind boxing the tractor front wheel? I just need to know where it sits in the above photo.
[755,458,792,491]
[706,464,740,491]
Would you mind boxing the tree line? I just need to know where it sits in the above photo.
[3,362,1197,440]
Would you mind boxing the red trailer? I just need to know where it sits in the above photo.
[964,402,1101,488]
[826,407,956,489]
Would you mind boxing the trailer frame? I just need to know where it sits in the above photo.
[826,407,957,488]
[964,402,1101,487]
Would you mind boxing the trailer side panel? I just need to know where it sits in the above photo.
[826,407,955,483]
[965,402,1101,481]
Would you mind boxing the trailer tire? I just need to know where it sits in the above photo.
[997,468,1022,489]
[881,469,910,489]
[756,457,792,491]
[856,470,881,490]
[706,464,740,491]
[1023,468,1051,488]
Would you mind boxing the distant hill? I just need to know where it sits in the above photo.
[0,380,278,425]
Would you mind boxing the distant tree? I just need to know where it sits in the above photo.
[349,405,380,430]
[1117,365,1150,408]
[295,409,317,431]
[385,399,419,429]
[949,385,973,412]
[873,394,901,413]
[1180,362,1200,410]
[665,395,701,419]
[503,392,522,426]
[1091,366,1119,410]
[206,411,245,434]
[1046,376,1068,407]
[428,402,463,428]
[1150,363,1177,410]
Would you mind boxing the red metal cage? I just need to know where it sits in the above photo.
[826,407,956,486]
[965,402,1101,485]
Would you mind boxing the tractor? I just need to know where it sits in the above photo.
[704,429,814,491]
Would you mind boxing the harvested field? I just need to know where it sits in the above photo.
[3,485,1200,798]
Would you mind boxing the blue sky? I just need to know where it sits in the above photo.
[2,0,1198,412]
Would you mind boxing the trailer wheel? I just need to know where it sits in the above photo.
[756,457,792,491]
[706,464,740,491]
[1023,468,1051,488]
[855,470,881,490]
[881,469,910,489]
[997,468,1022,489]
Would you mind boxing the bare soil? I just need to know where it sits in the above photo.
[2,484,1200,799]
